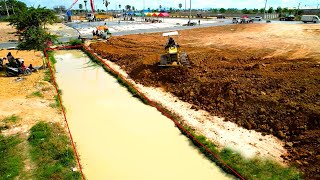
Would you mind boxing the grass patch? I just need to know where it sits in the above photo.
[82,47,149,105]
[1,115,21,131]
[47,51,57,65]
[54,95,61,108]
[2,115,21,124]
[28,91,43,98]
[43,69,53,83]
[0,135,24,179]
[28,122,81,179]
[69,39,83,46]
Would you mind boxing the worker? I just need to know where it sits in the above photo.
[198,19,201,25]
[165,37,176,49]
[7,52,17,67]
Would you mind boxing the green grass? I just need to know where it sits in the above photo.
[49,95,62,110]
[54,95,61,108]
[47,51,57,65]
[28,91,43,98]
[2,115,21,124]
[28,122,81,179]
[0,135,24,180]
[43,69,53,83]
[69,39,83,46]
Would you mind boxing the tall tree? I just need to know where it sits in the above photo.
[268,7,274,13]
[8,6,57,51]
[125,5,131,11]
[179,3,182,10]
[132,6,135,11]
[275,7,282,13]
[259,8,264,13]
[0,0,27,15]
[219,8,226,13]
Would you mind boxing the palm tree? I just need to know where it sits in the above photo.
[132,6,135,11]
[125,5,131,11]
[159,5,162,11]
[179,3,182,10]
[119,4,121,10]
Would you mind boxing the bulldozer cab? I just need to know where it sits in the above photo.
[159,31,189,67]
[164,31,179,50]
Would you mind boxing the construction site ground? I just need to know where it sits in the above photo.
[90,23,320,179]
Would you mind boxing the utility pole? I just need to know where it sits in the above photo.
[84,0,88,12]
[185,0,186,11]
[296,2,301,15]
[188,0,191,25]
[3,0,10,17]
[143,0,145,21]
[263,0,268,19]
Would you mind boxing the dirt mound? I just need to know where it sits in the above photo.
[90,24,320,179]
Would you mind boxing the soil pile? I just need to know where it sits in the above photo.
[90,24,320,179]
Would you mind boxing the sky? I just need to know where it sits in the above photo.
[22,0,320,10]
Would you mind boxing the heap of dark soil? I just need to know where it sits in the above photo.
[90,26,320,179]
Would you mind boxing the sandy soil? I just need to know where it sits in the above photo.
[0,22,17,42]
[0,49,64,134]
[90,23,320,179]
[46,23,79,37]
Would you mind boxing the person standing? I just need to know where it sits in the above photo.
[198,19,201,25]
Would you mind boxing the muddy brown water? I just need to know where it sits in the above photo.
[54,50,233,180]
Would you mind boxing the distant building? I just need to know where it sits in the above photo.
[301,8,320,15]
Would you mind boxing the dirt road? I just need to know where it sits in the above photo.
[90,23,320,179]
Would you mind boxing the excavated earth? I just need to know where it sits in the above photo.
[90,24,320,179]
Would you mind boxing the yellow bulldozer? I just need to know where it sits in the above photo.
[159,31,189,67]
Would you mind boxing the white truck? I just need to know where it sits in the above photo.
[301,15,320,23]
[86,13,95,22]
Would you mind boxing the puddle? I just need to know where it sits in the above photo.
[54,50,233,180]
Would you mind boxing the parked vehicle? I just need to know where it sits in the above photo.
[240,15,254,24]
[5,63,31,77]
[86,13,95,22]
[301,15,320,23]
[217,14,225,19]
[252,16,262,21]
[196,13,203,18]
[241,18,253,23]
[232,17,241,24]
[0,58,3,71]
[280,15,295,21]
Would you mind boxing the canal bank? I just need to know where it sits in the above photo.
[54,50,233,179]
